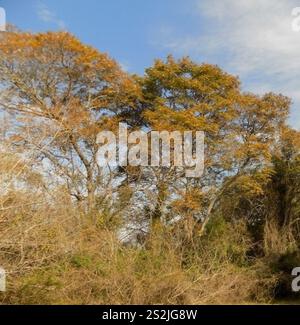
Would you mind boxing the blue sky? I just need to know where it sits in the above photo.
[1,0,300,129]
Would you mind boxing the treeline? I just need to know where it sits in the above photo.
[0,31,299,304]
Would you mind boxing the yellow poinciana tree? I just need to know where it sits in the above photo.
[0,31,140,210]
[138,56,290,233]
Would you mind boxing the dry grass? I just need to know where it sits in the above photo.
[0,146,295,305]
[0,195,281,305]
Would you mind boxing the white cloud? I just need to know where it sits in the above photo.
[156,0,300,129]
[36,1,66,30]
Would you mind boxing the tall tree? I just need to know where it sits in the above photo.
[0,31,139,211]
[138,56,290,234]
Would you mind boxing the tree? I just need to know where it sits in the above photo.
[268,127,300,230]
[137,56,290,234]
[0,31,139,211]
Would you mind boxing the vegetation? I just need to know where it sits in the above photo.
[0,31,299,304]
